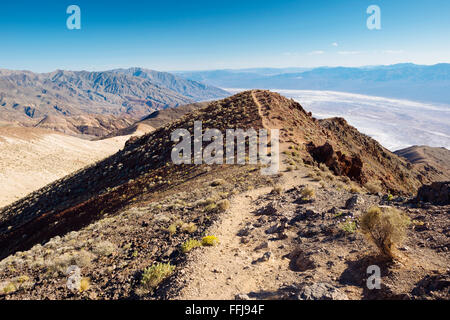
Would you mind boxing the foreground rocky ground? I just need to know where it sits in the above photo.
[0,160,448,300]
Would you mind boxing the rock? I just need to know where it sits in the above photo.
[253,251,272,264]
[295,282,348,300]
[254,242,269,251]
[235,294,251,300]
[265,224,280,234]
[154,214,171,223]
[288,248,315,271]
[306,142,366,184]
[345,195,364,209]
[237,225,253,237]
[257,201,279,216]
[415,181,449,205]
[240,236,250,244]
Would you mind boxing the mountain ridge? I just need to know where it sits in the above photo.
[0,68,229,137]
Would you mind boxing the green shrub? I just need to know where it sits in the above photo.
[141,263,175,291]
[340,220,357,233]
[181,239,202,253]
[201,236,219,246]
[360,206,411,259]
[204,203,217,212]
[80,277,90,292]
[167,224,177,235]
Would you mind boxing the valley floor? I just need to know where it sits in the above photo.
[0,126,146,208]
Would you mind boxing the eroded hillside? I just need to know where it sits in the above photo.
[0,90,447,300]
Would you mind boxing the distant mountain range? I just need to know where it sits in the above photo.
[176,63,450,104]
[0,68,229,137]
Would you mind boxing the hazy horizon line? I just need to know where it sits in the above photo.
[2,61,450,75]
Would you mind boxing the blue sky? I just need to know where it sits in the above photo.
[0,0,449,72]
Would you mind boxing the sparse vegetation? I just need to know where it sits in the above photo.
[80,277,90,292]
[140,263,175,292]
[181,222,198,233]
[300,186,315,200]
[272,185,283,195]
[364,182,382,194]
[2,282,17,294]
[201,235,219,246]
[92,241,116,257]
[217,199,230,211]
[205,203,217,212]
[167,224,177,235]
[360,206,411,259]
[181,239,202,253]
[340,220,357,233]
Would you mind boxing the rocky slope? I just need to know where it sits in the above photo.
[0,90,447,300]
[103,102,208,139]
[395,146,450,182]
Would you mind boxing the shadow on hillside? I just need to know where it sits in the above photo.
[338,254,400,299]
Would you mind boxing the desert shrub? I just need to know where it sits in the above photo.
[360,206,411,259]
[300,186,315,200]
[181,239,202,253]
[80,277,90,292]
[204,203,217,212]
[340,220,357,233]
[92,241,116,257]
[181,222,197,233]
[1,282,17,294]
[364,182,382,194]
[75,250,96,267]
[45,253,74,275]
[167,224,177,235]
[272,184,283,195]
[350,185,361,194]
[201,235,219,246]
[217,199,230,211]
[141,263,175,291]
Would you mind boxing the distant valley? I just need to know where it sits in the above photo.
[177,63,450,105]
[0,68,229,138]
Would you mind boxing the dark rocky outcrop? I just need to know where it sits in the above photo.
[307,142,366,184]
[415,181,449,205]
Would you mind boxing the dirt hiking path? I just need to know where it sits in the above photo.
[174,170,311,299]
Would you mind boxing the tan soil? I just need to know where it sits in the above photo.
[0,126,148,208]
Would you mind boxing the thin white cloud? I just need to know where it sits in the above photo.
[308,50,325,55]
[331,42,338,47]
[382,50,404,54]
[337,51,361,55]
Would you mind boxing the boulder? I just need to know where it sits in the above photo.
[295,282,348,300]
[415,181,449,205]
